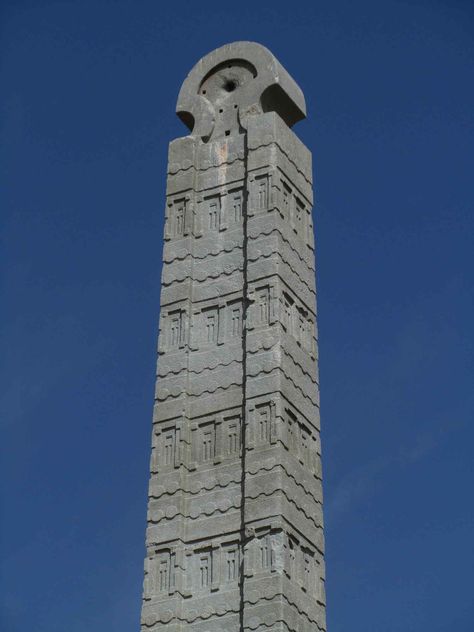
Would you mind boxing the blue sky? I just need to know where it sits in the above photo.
[1,1,473,630]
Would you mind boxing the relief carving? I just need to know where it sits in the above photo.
[142,41,325,632]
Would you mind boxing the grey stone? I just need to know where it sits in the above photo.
[140,41,326,632]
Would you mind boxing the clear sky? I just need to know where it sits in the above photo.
[1,1,473,630]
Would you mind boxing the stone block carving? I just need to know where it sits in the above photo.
[140,41,326,632]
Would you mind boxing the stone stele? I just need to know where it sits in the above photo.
[140,41,326,632]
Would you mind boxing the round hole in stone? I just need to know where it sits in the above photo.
[223,80,237,92]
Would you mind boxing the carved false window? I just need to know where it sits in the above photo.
[206,195,220,231]
[169,198,186,238]
[288,537,297,578]
[162,429,175,467]
[256,404,271,444]
[225,546,239,581]
[259,534,272,570]
[310,435,319,476]
[286,409,295,451]
[199,550,212,588]
[300,425,310,465]
[288,419,294,451]
[256,286,270,325]
[170,315,181,347]
[302,548,313,592]
[255,174,268,211]
[297,310,305,346]
[200,423,215,462]
[203,307,219,344]
[157,551,175,593]
[282,292,293,333]
[167,310,184,349]
[158,559,168,591]
[230,189,243,223]
[152,423,181,471]
[190,419,218,468]
[229,303,242,338]
[295,196,305,233]
[226,416,240,455]
[303,553,311,584]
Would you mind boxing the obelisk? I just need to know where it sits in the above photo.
[141,41,326,632]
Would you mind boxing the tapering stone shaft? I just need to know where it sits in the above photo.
[141,41,326,632]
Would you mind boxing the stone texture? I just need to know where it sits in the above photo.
[141,41,326,631]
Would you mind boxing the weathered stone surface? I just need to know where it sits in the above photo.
[140,41,326,631]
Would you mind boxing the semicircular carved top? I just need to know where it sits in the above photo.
[176,41,306,142]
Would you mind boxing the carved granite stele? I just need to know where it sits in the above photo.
[141,41,326,632]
